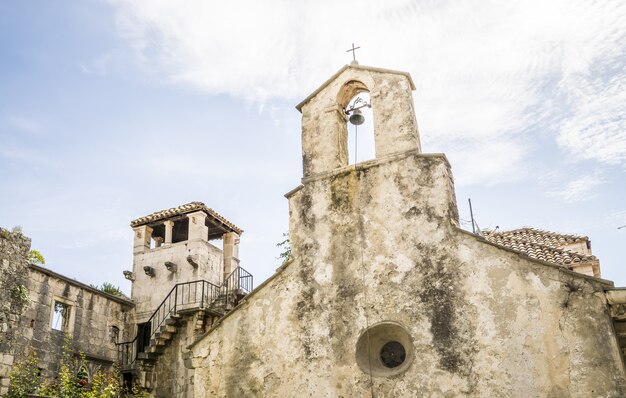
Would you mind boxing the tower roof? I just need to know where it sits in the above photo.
[131,201,243,235]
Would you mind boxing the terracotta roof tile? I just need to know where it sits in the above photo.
[130,201,242,234]
[484,227,587,247]
[482,233,596,267]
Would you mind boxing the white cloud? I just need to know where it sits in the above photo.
[547,173,606,203]
[444,139,527,186]
[104,0,626,184]
[557,68,626,167]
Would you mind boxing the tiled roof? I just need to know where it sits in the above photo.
[484,227,587,247]
[130,201,243,234]
[482,233,596,266]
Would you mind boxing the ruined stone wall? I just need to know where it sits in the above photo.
[189,153,626,397]
[15,266,133,379]
[0,227,31,396]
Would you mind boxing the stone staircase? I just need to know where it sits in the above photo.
[117,267,253,375]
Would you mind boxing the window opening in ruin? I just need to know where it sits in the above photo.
[380,341,406,368]
[346,92,375,165]
[51,301,70,331]
[110,325,120,343]
[172,218,189,243]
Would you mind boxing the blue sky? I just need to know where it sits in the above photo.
[1,1,624,292]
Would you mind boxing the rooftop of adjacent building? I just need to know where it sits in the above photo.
[482,227,599,277]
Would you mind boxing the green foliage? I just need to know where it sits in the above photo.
[57,335,85,397]
[276,232,291,265]
[90,282,123,296]
[38,378,58,396]
[7,335,152,397]
[100,282,122,296]
[82,366,121,398]
[128,384,152,398]
[11,284,29,304]
[29,249,45,265]
[6,351,40,398]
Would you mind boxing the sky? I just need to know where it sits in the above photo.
[0,0,624,293]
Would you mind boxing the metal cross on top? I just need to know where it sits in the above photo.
[346,43,361,62]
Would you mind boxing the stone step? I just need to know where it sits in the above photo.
[165,318,181,326]
[150,338,167,347]
[147,345,165,354]
[137,352,157,361]
[160,324,177,334]
[154,331,173,341]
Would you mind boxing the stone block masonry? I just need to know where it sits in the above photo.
[0,226,134,393]
[0,227,31,396]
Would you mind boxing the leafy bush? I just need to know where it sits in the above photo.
[100,282,123,296]
[7,335,152,397]
[28,249,45,265]
[6,351,40,398]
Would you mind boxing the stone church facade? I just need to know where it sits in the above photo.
[2,63,626,397]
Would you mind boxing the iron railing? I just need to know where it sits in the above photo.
[116,279,220,369]
[116,267,254,370]
[223,266,253,295]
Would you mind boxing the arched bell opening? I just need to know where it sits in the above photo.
[337,80,375,165]
[345,92,374,165]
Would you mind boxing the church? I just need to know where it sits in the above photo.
[1,62,626,397]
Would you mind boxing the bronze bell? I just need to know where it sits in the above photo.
[349,109,365,126]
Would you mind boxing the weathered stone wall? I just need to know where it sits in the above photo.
[189,152,626,397]
[0,228,133,389]
[132,240,224,321]
[148,313,207,398]
[0,227,31,395]
[17,265,133,379]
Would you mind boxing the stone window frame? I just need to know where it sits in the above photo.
[355,321,414,377]
[109,325,120,344]
[49,295,75,334]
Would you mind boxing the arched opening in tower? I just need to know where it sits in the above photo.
[344,92,375,165]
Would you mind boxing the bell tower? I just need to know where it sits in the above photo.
[287,63,459,282]
[296,64,422,177]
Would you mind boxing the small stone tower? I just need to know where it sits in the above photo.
[119,202,251,392]
[127,202,243,320]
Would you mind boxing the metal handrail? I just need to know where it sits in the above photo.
[116,267,254,369]
[222,266,253,295]
[116,279,220,369]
